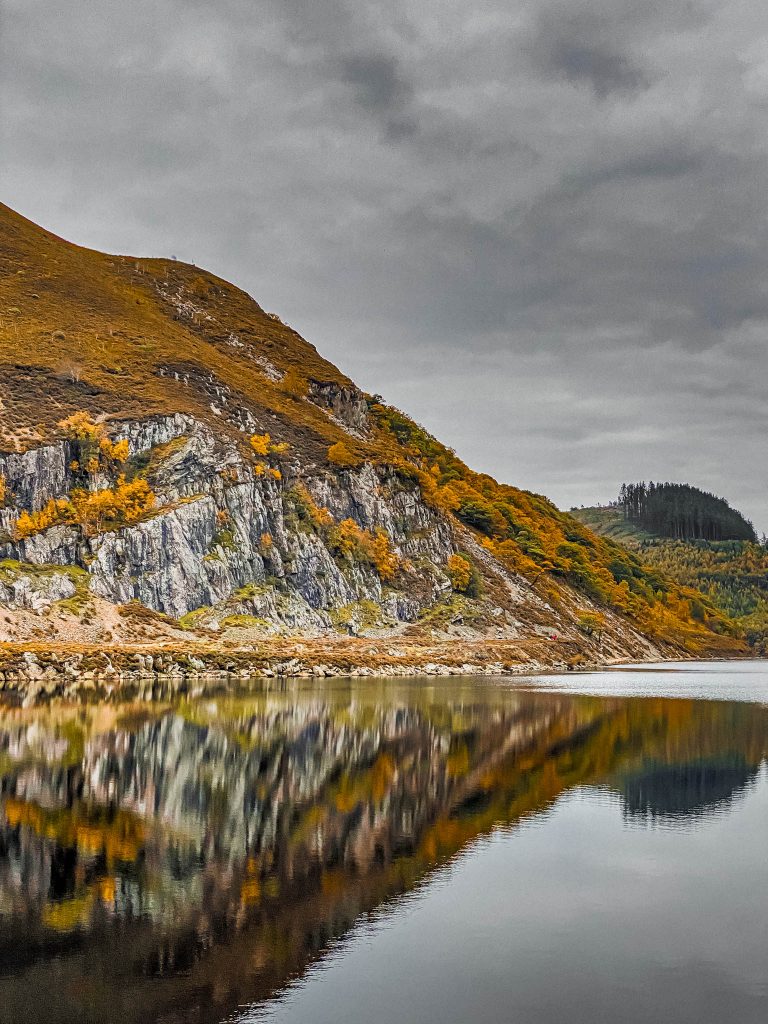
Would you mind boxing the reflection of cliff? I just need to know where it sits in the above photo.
[0,689,766,1024]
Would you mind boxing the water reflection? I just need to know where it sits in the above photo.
[620,756,760,822]
[0,680,766,1024]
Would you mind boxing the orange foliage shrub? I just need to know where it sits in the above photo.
[14,477,156,540]
[329,519,400,580]
[14,499,72,540]
[249,433,271,457]
[58,410,101,440]
[290,484,334,529]
[70,476,155,536]
[327,442,360,468]
[447,553,472,592]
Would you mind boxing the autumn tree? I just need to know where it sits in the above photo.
[70,476,155,536]
[58,411,129,474]
[576,611,606,642]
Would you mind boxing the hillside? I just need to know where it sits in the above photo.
[0,203,746,692]
[574,505,767,654]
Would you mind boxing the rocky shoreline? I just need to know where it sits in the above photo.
[0,636,667,705]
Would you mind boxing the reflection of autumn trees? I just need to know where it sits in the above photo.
[0,691,765,1024]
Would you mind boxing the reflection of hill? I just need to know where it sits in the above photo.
[610,699,768,822]
[0,688,766,1024]
[621,757,760,821]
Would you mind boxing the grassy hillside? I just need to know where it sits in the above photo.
[574,506,768,654]
[0,202,745,656]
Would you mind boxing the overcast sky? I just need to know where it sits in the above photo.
[2,0,767,531]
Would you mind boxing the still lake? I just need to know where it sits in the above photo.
[0,661,766,1024]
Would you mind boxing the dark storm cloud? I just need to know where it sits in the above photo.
[340,53,417,138]
[544,40,648,97]
[340,54,411,114]
[1,0,766,529]
[531,16,650,99]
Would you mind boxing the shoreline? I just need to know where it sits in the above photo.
[0,633,712,705]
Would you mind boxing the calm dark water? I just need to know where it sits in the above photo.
[0,662,766,1024]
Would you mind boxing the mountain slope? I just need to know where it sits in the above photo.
[0,203,745,676]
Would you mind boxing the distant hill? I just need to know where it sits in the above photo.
[573,505,768,654]
[618,482,756,542]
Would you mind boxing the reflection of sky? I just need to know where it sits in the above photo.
[246,766,768,1024]
[516,659,768,704]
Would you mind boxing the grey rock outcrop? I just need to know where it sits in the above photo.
[0,414,461,626]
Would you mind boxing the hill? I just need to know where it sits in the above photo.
[0,203,746,692]
[618,482,755,542]
[574,505,767,654]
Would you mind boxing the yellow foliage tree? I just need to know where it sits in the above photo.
[58,412,129,474]
[333,518,363,557]
[369,528,399,580]
[99,436,129,464]
[576,611,607,638]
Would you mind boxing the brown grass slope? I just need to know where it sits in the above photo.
[0,202,746,657]
[0,202,360,460]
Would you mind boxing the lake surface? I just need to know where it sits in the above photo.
[0,661,766,1024]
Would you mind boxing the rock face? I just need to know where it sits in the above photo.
[307,380,370,437]
[0,414,460,628]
